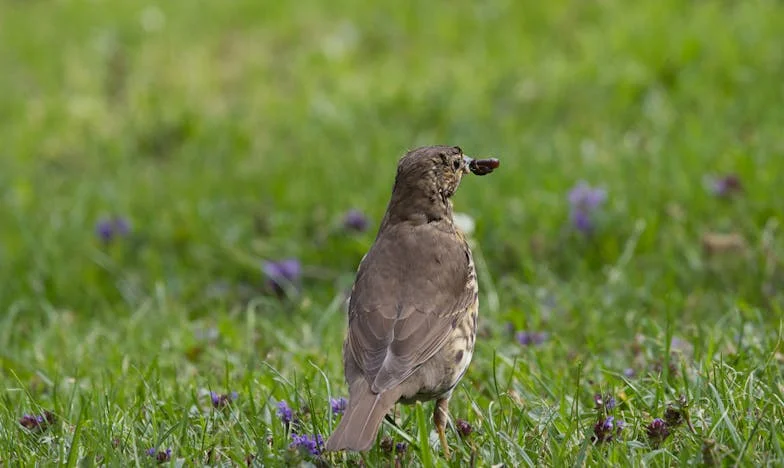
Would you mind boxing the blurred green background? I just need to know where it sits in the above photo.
[1,0,782,465]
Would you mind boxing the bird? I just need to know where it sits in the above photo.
[326,145,499,458]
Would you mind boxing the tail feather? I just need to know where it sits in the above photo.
[326,379,402,452]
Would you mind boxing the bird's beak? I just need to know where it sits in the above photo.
[462,155,474,174]
[464,155,500,176]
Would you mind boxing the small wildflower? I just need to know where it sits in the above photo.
[210,391,238,409]
[664,404,683,427]
[330,397,348,415]
[290,433,324,456]
[456,419,473,438]
[567,181,607,233]
[342,209,369,232]
[263,259,302,296]
[95,221,113,241]
[157,448,172,463]
[395,442,408,454]
[646,418,671,446]
[592,416,617,443]
[571,210,593,233]
[516,331,549,346]
[705,174,743,197]
[670,337,694,357]
[380,436,394,453]
[623,368,636,378]
[569,181,607,210]
[18,411,55,432]
[146,448,171,463]
[95,217,131,243]
[593,393,616,411]
[277,400,293,425]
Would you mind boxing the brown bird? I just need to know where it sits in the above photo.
[326,145,499,457]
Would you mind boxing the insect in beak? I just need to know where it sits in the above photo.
[463,156,500,176]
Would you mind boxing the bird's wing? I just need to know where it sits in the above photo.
[346,222,475,394]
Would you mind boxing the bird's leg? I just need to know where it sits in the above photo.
[434,397,451,459]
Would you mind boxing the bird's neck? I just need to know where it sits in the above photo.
[380,185,453,229]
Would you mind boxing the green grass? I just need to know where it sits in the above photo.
[1,0,783,465]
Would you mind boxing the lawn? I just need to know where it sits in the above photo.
[1,0,783,465]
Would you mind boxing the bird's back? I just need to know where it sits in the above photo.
[346,220,472,390]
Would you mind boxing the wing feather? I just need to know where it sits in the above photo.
[346,221,474,394]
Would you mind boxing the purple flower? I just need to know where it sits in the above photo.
[592,416,614,443]
[705,174,743,197]
[158,448,172,463]
[210,391,238,409]
[262,259,302,296]
[342,209,369,232]
[594,393,616,411]
[19,411,55,432]
[569,181,607,210]
[146,447,171,462]
[606,397,616,410]
[290,433,324,456]
[516,331,549,346]
[623,368,636,378]
[330,397,347,415]
[277,400,293,424]
[592,416,624,443]
[456,419,473,438]
[567,181,606,233]
[95,217,131,243]
[395,442,408,454]
[646,418,671,446]
[571,210,593,232]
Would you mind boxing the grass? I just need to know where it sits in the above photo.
[1,0,783,465]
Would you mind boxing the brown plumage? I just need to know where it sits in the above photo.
[326,145,498,457]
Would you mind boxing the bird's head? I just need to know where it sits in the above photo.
[382,145,498,226]
[398,145,468,201]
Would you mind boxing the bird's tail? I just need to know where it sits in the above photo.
[326,379,402,452]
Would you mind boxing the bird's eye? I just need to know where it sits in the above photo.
[452,159,461,171]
